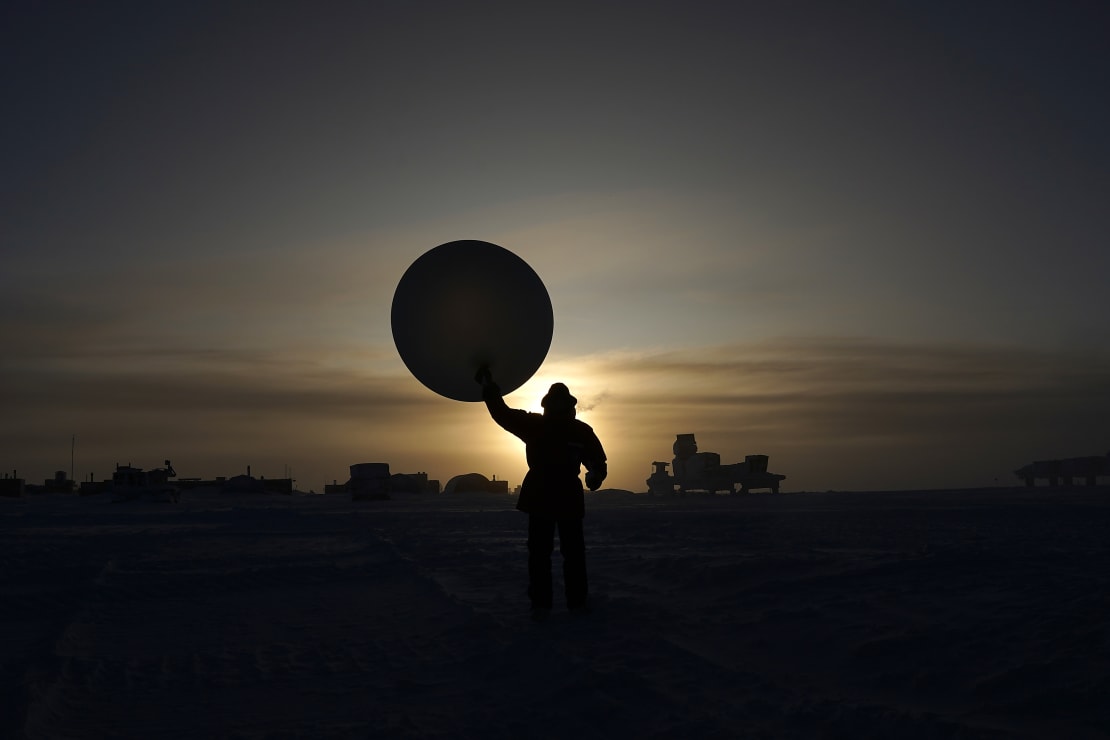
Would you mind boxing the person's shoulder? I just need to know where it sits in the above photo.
[572,418,597,434]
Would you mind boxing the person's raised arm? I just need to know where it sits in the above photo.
[475,365,528,435]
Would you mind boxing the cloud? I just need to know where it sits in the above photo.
[2,341,478,489]
[567,337,1110,491]
[6,331,1109,493]
[576,390,610,413]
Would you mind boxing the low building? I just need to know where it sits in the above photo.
[327,465,442,497]
[443,473,509,495]
[44,470,76,493]
[390,471,441,494]
[0,472,24,498]
[350,462,390,500]
[1015,453,1110,487]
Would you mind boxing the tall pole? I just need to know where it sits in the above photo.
[71,434,75,482]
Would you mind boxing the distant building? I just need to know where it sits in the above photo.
[443,473,509,495]
[222,474,266,493]
[108,460,180,503]
[0,472,24,498]
[326,465,442,497]
[350,463,390,500]
[390,471,440,494]
[220,465,293,494]
[1015,452,1110,487]
[79,479,109,496]
[221,476,293,494]
[43,470,76,493]
[71,462,292,497]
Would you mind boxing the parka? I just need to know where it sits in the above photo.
[483,384,607,520]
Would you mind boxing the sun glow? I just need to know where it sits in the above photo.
[499,359,586,414]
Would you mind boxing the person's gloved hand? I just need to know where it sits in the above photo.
[585,470,605,491]
[474,364,501,401]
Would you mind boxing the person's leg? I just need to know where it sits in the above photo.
[527,515,556,610]
[558,518,588,609]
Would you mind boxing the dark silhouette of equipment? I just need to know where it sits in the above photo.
[110,459,179,502]
[1014,452,1110,487]
[647,434,785,494]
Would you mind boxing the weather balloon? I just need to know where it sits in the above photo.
[391,240,553,402]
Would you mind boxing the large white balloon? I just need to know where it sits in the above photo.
[391,240,554,402]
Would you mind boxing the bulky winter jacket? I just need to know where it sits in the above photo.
[483,387,607,519]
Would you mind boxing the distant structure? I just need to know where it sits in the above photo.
[1,471,24,498]
[109,460,180,503]
[349,463,391,500]
[79,473,106,496]
[222,465,293,494]
[443,473,509,495]
[74,462,291,497]
[43,470,76,493]
[647,434,786,494]
[390,471,441,494]
[1014,452,1110,487]
[324,464,442,499]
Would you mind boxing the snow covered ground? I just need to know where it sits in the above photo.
[3,487,1109,739]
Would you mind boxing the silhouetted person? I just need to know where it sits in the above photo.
[476,367,607,618]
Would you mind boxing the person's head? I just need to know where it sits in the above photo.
[541,382,577,419]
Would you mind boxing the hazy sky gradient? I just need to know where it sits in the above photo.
[4,1,1109,492]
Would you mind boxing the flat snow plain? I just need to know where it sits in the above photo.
[3,487,1109,739]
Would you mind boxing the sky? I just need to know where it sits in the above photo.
[4,1,1109,493]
